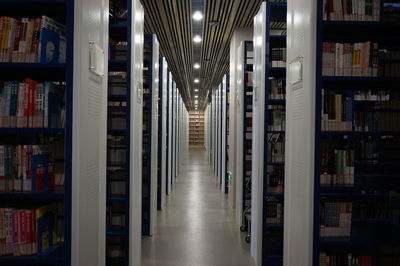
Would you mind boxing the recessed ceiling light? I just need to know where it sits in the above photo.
[195,95,198,98]
[194,79,199,83]
[194,89,199,92]
[192,11,203,21]
[193,35,202,43]
[194,63,200,69]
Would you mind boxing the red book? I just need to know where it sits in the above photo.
[32,208,36,254]
[25,210,31,255]
[12,210,19,256]
[20,210,26,255]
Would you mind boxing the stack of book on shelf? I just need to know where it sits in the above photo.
[268,133,285,163]
[321,90,352,131]
[0,204,60,257]
[266,202,283,224]
[269,78,286,100]
[322,42,379,77]
[267,166,284,193]
[271,48,286,67]
[109,40,127,60]
[0,80,65,129]
[320,148,354,186]
[0,145,58,192]
[108,72,127,95]
[320,202,352,238]
[0,16,66,63]
[322,0,381,21]
[268,105,285,131]
[320,252,372,266]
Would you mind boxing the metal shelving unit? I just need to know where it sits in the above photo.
[142,34,159,236]
[312,0,400,265]
[0,1,73,264]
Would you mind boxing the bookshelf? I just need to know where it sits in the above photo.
[107,0,130,263]
[0,0,111,265]
[237,41,253,243]
[107,0,144,265]
[314,1,400,265]
[0,1,73,264]
[285,0,400,265]
[189,110,205,147]
[157,57,167,211]
[253,2,287,266]
[166,72,173,195]
[222,74,229,193]
[142,34,159,236]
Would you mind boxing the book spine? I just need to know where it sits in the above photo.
[0,146,4,192]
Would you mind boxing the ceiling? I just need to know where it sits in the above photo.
[142,0,263,110]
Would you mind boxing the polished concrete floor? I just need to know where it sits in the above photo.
[141,148,255,266]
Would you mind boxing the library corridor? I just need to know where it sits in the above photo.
[141,148,254,266]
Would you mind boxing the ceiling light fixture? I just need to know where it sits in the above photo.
[195,95,198,98]
[194,89,199,92]
[192,11,203,21]
[194,79,199,83]
[194,63,200,69]
[193,35,202,43]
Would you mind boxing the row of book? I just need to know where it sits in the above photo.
[353,199,390,219]
[109,40,127,61]
[108,117,126,130]
[246,72,253,87]
[320,148,355,186]
[0,16,66,63]
[106,203,125,231]
[354,90,390,101]
[267,165,284,194]
[107,149,126,164]
[323,0,380,21]
[107,135,126,148]
[0,80,64,128]
[268,105,285,131]
[0,204,58,256]
[320,202,352,237]
[384,3,400,21]
[269,78,286,100]
[322,42,379,77]
[107,180,126,196]
[321,90,352,131]
[0,145,57,193]
[271,47,286,68]
[320,252,372,266]
[267,134,285,163]
[108,72,127,95]
[354,111,400,132]
[266,202,283,224]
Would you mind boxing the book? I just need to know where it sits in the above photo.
[323,41,379,77]
[321,89,352,131]
[320,147,354,186]
[0,16,66,63]
[320,202,352,237]
[0,79,64,128]
[0,145,57,192]
[323,0,380,21]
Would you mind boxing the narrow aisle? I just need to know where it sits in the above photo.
[141,148,255,266]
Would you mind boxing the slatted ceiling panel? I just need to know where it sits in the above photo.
[142,0,193,103]
[142,0,264,109]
